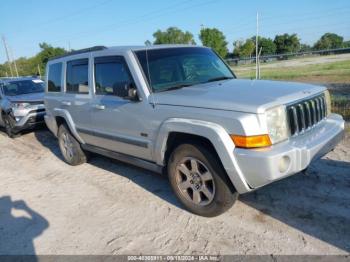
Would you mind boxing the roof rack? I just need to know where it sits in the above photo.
[49,46,107,61]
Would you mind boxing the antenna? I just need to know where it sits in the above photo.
[2,36,14,77]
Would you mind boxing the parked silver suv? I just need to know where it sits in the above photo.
[44,45,345,216]
[0,77,46,137]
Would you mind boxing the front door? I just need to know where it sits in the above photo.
[88,55,153,161]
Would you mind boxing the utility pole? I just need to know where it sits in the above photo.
[258,47,262,79]
[37,64,41,78]
[10,47,19,77]
[255,12,259,80]
[2,36,14,77]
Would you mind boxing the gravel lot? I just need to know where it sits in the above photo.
[0,127,349,255]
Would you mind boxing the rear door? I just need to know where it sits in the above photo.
[61,57,94,143]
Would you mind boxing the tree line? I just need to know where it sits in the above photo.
[1,27,349,77]
[147,27,350,58]
[0,43,65,77]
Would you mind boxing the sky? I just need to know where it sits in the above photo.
[1,0,350,63]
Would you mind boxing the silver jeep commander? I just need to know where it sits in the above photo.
[44,45,344,217]
[0,77,46,137]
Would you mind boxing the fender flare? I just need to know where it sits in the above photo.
[52,108,85,144]
[154,118,250,193]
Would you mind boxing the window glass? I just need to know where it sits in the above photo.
[48,62,62,92]
[135,47,234,92]
[3,80,44,96]
[66,59,89,94]
[94,56,133,97]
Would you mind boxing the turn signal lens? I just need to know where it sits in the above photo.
[231,134,272,149]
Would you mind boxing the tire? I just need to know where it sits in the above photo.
[58,123,87,166]
[167,143,238,217]
[3,114,19,138]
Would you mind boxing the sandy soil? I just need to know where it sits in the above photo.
[0,128,349,255]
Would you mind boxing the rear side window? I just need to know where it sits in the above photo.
[48,63,62,92]
[94,56,134,97]
[66,59,89,94]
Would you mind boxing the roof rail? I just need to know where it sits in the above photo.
[49,46,107,61]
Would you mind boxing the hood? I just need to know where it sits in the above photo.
[7,92,45,104]
[153,79,326,114]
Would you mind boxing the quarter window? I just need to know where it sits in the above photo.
[66,59,89,94]
[94,56,134,97]
[48,62,62,92]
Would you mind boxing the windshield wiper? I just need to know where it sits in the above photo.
[158,83,194,92]
[205,76,234,83]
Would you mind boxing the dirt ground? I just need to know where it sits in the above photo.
[0,127,349,255]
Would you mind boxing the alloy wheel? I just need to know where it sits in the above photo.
[175,157,215,206]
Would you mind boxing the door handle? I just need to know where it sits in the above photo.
[93,104,105,110]
[61,101,71,106]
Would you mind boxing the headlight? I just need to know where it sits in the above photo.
[324,90,332,116]
[266,105,289,144]
[11,102,31,109]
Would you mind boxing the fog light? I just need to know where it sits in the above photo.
[279,156,291,173]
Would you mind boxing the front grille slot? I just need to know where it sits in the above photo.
[287,94,327,136]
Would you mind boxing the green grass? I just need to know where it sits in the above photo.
[331,94,350,121]
[232,60,350,83]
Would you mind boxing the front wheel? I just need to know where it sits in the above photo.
[167,144,238,217]
[3,114,19,138]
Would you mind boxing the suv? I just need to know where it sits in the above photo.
[0,77,46,137]
[44,45,345,217]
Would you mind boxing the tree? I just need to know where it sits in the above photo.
[344,40,350,48]
[314,33,344,50]
[300,43,312,52]
[274,33,300,54]
[253,36,276,56]
[0,43,66,77]
[199,28,228,58]
[152,27,196,45]
[233,37,276,57]
[35,43,66,75]
[233,39,255,57]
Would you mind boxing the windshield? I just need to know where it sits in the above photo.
[2,80,44,96]
[135,47,235,92]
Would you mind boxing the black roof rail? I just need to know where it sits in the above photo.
[49,46,107,61]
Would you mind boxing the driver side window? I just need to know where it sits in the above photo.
[94,56,135,97]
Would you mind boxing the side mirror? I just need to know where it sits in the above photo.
[124,83,141,102]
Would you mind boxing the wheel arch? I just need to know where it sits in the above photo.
[154,118,251,194]
[52,109,85,144]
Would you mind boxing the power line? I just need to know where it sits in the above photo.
[7,0,114,37]
[47,0,217,45]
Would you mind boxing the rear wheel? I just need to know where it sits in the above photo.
[58,124,87,166]
[167,144,238,217]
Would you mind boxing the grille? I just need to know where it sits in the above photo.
[287,94,327,136]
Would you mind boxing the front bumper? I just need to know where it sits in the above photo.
[234,114,345,190]
[12,111,46,132]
